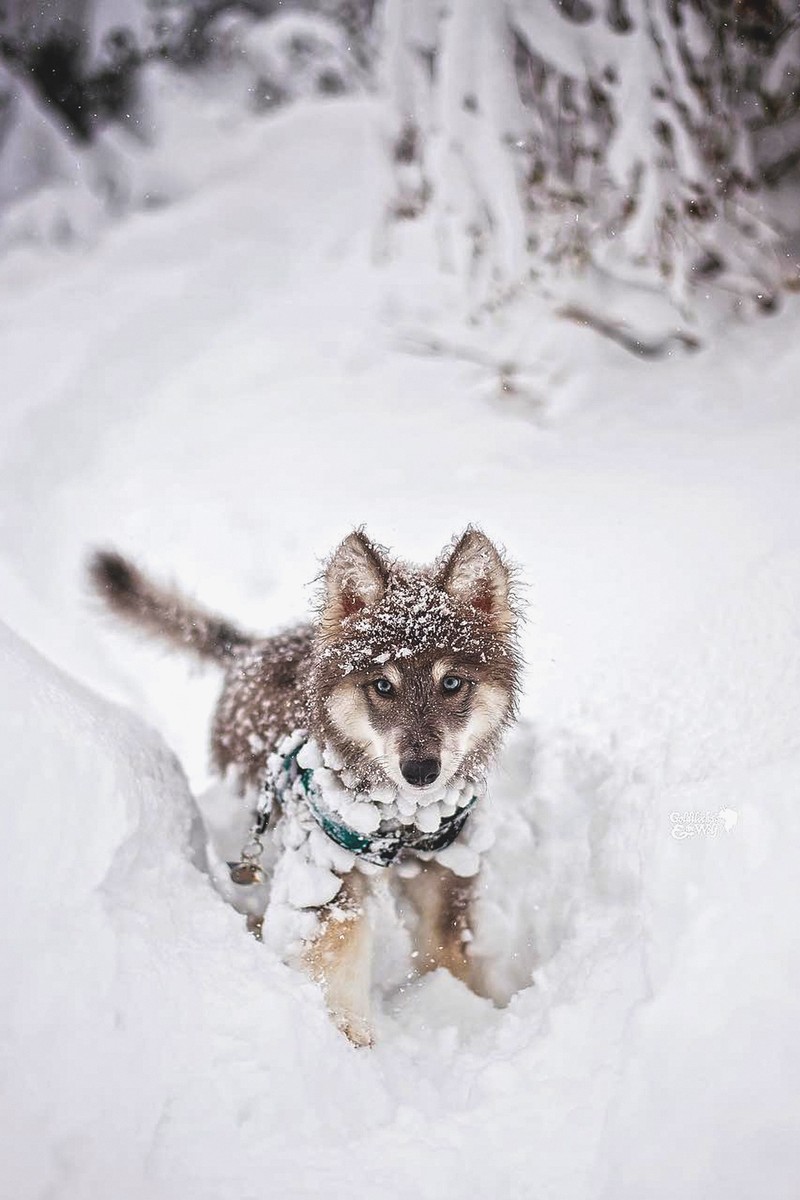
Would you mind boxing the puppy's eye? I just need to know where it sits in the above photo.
[442,675,462,694]
[373,678,394,697]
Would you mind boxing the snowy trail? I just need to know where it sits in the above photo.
[2,96,800,1199]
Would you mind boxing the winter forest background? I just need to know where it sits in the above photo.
[2,4,800,1200]
[3,0,800,322]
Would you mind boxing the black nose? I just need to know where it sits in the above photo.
[400,757,441,787]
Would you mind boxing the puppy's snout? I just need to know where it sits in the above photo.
[400,757,441,788]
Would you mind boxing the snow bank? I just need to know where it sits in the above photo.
[0,620,375,1200]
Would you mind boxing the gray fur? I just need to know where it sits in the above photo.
[89,550,251,664]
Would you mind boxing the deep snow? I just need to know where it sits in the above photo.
[2,93,800,1200]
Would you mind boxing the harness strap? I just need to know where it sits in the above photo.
[304,786,476,866]
[231,738,477,884]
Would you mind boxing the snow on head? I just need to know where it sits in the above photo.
[321,573,502,674]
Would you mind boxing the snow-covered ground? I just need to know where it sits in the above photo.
[2,94,800,1199]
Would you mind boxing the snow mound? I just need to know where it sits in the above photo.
[0,620,372,1200]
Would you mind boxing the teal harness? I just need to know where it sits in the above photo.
[264,739,477,868]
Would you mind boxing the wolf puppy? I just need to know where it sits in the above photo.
[90,529,522,1045]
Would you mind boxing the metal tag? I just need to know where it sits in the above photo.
[229,861,264,886]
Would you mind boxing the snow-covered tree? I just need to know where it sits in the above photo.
[379,0,800,314]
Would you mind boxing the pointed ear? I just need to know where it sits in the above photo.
[320,530,388,636]
[439,529,514,632]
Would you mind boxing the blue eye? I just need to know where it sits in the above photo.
[373,678,394,697]
[442,675,462,693]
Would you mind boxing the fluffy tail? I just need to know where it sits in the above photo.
[88,550,254,664]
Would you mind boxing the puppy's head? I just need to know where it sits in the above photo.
[312,529,522,792]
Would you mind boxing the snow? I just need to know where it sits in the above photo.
[2,93,800,1199]
[322,571,505,673]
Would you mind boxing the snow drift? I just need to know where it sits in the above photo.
[0,619,359,1200]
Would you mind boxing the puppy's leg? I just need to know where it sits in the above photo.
[400,860,487,996]
[303,869,373,1046]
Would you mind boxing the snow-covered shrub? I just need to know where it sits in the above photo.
[0,1,152,245]
[207,11,362,111]
[0,62,105,244]
[0,0,365,245]
[0,40,160,251]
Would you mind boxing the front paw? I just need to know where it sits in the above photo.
[333,1008,374,1048]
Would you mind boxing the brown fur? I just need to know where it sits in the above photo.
[303,870,373,1047]
[89,529,523,1042]
[399,860,488,993]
